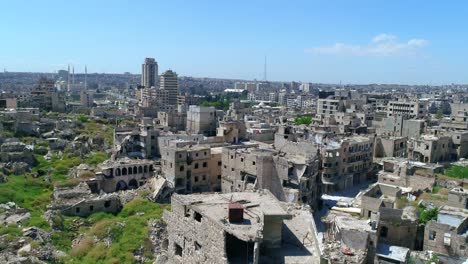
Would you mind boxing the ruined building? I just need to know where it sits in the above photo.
[163,191,319,263]
[221,144,320,210]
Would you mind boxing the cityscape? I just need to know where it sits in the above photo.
[1,1,468,264]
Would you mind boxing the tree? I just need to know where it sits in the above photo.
[435,108,444,119]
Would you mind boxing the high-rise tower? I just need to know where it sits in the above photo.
[159,70,179,107]
[141,58,158,88]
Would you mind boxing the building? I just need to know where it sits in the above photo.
[186,105,218,136]
[159,70,179,107]
[320,135,374,193]
[26,77,66,112]
[141,58,158,88]
[93,158,155,193]
[162,191,319,263]
[221,144,320,210]
[447,187,468,209]
[160,143,222,194]
[423,205,468,258]
[387,99,428,119]
[80,91,94,108]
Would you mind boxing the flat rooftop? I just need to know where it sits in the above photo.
[172,191,290,242]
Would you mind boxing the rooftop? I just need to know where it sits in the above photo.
[172,191,290,242]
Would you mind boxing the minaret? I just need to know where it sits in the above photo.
[67,64,70,92]
[85,65,87,90]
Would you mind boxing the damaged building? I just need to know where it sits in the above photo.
[221,144,320,210]
[162,190,320,264]
[93,158,155,193]
[49,182,122,217]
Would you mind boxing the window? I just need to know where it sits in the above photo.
[194,211,202,222]
[76,207,80,213]
[196,153,199,157]
[180,166,184,172]
[380,226,388,238]
[241,158,244,162]
[204,151,207,156]
[195,241,202,252]
[218,175,221,180]
[194,176,199,182]
[104,201,111,208]
[174,243,183,256]
[429,231,436,240]
[194,163,199,169]
[218,161,222,166]
[202,175,206,181]
[90,205,94,211]
[252,161,256,165]
[202,162,207,168]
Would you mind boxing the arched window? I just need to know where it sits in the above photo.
[149,165,153,171]
[128,167,133,175]
[134,166,138,174]
[144,166,148,173]
[138,166,143,173]
[122,167,127,175]
[116,168,121,176]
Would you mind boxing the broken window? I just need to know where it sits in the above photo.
[203,162,207,168]
[104,201,111,208]
[180,166,184,172]
[194,163,199,169]
[194,211,202,222]
[195,241,202,252]
[76,207,80,213]
[380,226,388,238]
[429,231,436,240]
[90,205,94,211]
[174,243,183,256]
[218,161,222,166]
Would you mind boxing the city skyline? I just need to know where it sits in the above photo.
[1,0,468,84]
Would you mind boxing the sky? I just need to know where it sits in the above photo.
[0,0,467,84]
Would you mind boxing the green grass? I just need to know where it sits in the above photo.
[85,151,109,166]
[294,116,312,125]
[0,173,52,229]
[65,199,166,264]
[444,165,468,179]
[419,206,438,224]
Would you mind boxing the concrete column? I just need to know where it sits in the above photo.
[253,241,260,264]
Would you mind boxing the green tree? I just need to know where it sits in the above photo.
[435,108,444,119]
[294,116,312,125]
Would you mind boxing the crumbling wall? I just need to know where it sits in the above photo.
[163,198,228,263]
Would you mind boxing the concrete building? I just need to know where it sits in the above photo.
[80,91,94,108]
[27,77,66,112]
[447,187,468,209]
[141,57,158,88]
[186,105,218,136]
[359,183,402,218]
[320,135,374,193]
[162,191,319,264]
[221,144,320,210]
[377,158,441,191]
[387,99,428,119]
[374,136,407,158]
[423,205,468,258]
[409,134,462,163]
[160,143,222,194]
[159,70,179,107]
[316,98,344,116]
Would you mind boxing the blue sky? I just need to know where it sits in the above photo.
[1,0,467,84]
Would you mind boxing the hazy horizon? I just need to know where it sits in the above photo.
[1,0,468,85]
